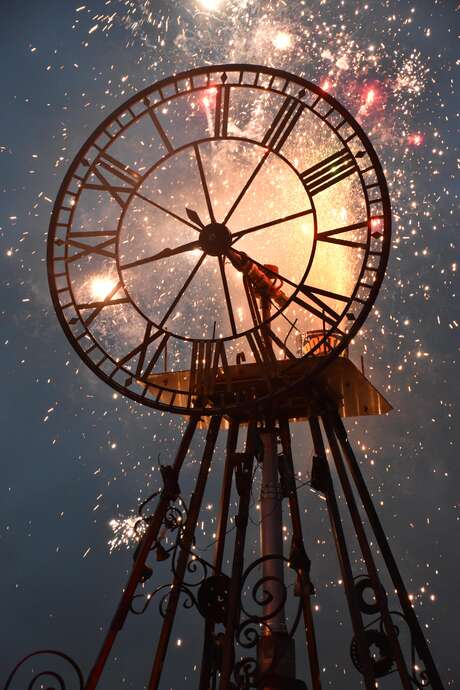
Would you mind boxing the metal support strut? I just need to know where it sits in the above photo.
[84,415,199,690]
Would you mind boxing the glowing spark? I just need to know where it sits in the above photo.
[108,516,142,552]
[202,88,216,108]
[408,133,424,146]
[199,0,222,10]
[272,31,292,51]
[90,276,116,301]
[365,88,376,105]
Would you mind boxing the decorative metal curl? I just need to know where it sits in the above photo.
[230,554,305,689]
[350,628,394,678]
[354,574,381,615]
[350,609,433,688]
[130,583,198,617]
[163,498,188,533]
[236,618,273,650]
[4,650,84,690]
[239,555,290,624]
[232,657,259,690]
[170,542,213,588]
[238,554,303,637]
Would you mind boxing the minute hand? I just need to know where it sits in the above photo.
[231,208,313,243]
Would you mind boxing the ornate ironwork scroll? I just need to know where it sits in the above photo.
[4,651,84,690]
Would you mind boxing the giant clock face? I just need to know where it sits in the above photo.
[48,64,391,416]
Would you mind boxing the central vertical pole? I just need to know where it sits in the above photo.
[257,422,296,689]
[256,273,296,689]
[259,424,287,634]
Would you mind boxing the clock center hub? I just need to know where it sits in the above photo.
[199,222,232,256]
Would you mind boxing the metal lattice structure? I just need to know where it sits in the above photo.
[6,65,444,690]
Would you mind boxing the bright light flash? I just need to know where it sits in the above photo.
[408,132,424,146]
[365,88,376,105]
[202,87,217,108]
[273,31,292,51]
[199,0,222,10]
[90,276,116,301]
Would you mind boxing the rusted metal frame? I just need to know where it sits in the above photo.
[332,412,445,690]
[199,419,240,690]
[84,415,199,690]
[214,420,240,573]
[219,422,257,690]
[147,415,222,690]
[278,417,322,690]
[308,416,376,690]
[322,414,413,689]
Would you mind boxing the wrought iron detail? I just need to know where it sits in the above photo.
[197,574,231,623]
[350,609,435,688]
[230,554,304,689]
[354,574,381,615]
[350,628,395,678]
[4,650,84,690]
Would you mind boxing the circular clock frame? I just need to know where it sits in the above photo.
[47,64,391,417]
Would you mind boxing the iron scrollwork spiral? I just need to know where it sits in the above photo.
[350,627,395,678]
[230,554,304,689]
[130,505,218,618]
[349,584,432,690]
[4,650,84,690]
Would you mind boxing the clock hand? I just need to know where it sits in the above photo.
[194,143,216,224]
[218,255,237,336]
[121,240,202,269]
[223,149,270,226]
[231,208,313,243]
[185,207,204,228]
[135,192,202,232]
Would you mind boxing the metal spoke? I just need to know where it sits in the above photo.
[159,253,206,328]
[121,240,202,270]
[223,149,270,225]
[231,208,313,242]
[218,256,237,336]
[194,143,216,223]
[135,191,202,231]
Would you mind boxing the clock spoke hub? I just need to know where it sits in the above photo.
[199,222,232,256]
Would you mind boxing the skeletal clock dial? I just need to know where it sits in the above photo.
[48,64,391,415]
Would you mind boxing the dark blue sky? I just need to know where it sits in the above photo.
[1,1,458,688]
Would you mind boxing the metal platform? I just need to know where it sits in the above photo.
[146,356,391,427]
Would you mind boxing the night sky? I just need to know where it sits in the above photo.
[1,1,458,688]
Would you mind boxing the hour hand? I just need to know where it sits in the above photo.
[121,240,202,269]
[186,207,204,228]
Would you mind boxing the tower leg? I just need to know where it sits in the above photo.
[322,414,413,689]
[199,420,240,690]
[331,412,445,690]
[147,416,222,690]
[84,415,199,690]
[278,417,322,690]
[220,423,257,690]
[308,417,377,690]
